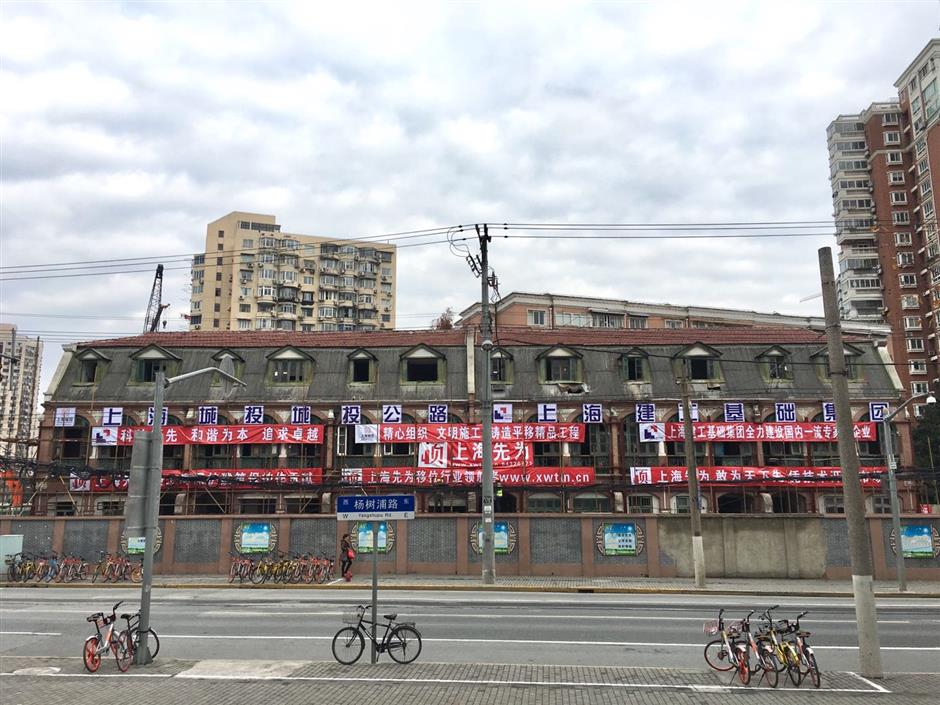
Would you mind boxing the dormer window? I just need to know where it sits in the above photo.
[811,344,862,381]
[674,343,722,382]
[622,349,648,382]
[74,349,110,384]
[401,345,445,383]
[539,346,583,383]
[757,347,793,381]
[348,349,377,384]
[266,346,313,384]
[491,349,513,383]
[130,345,180,383]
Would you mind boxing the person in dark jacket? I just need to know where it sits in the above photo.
[340,533,354,581]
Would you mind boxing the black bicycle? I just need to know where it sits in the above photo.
[118,609,160,661]
[332,605,422,665]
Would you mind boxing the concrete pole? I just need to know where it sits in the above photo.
[135,369,164,665]
[680,369,706,588]
[371,523,378,664]
[882,418,906,592]
[479,225,496,584]
[818,247,883,678]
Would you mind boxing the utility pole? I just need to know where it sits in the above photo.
[477,224,496,584]
[818,247,882,678]
[680,367,706,588]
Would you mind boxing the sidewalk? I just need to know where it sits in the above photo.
[2,657,937,704]
[4,573,940,597]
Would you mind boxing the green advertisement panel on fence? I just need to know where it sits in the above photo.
[901,525,934,558]
[238,522,274,553]
[603,523,638,556]
[477,521,510,554]
[356,521,390,553]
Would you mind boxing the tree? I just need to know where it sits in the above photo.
[431,307,455,330]
[912,403,940,503]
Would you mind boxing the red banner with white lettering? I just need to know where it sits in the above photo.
[341,466,595,487]
[417,441,533,469]
[115,425,324,446]
[70,467,325,492]
[638,422,877,443]
[629,466,885,488]
[378,423,584,443]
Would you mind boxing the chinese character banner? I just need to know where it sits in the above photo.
[116,425,325,445]
[639,422,877,443]
[378,423,585,443]
[344,466,595,487]
[417,441,533,469]
[629,465,885,488]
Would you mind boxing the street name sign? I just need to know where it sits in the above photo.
[337,494,415,521]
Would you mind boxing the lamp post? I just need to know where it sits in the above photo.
[882,393,937,593]
[134,365,245,665]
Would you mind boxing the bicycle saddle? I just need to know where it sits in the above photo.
[384,613,398,621]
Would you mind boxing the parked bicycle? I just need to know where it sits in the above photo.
[83,601,132,673]
[332,605,422,665]
[784,610,821,688]
[118,608,160,662]
[703,608,749,682]
[757,605,802,686]
[740,610,779,688]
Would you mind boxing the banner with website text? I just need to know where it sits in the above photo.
[629,465,885,488]
[342,466,595,487]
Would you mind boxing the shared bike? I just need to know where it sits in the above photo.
[332,605,422,665]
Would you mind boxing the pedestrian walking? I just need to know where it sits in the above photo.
[340,533,355,581]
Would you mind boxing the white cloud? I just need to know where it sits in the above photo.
[2,0,937,393]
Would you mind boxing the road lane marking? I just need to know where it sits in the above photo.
[0,631,62,636]
[847,672,891,693]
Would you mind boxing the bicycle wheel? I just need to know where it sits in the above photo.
[114,631,133,672]
[387,625,422,664]
[250,565,266,585]
[805,650,821,688]
[703,639,735,671]
[133,629,160,660]
[332,627,365,665]
[83,636,101,673]
[130,565,143,584]
[782,644,802,686]
[757,645,778,688]
[229,561,239,583]
[735,648,750,685]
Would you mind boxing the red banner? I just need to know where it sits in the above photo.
[378,423,584,443]
[116,425,324,446]
[72,467,324,492]
[629,466,885,488]
[417,441,532,469]
[639,422,877,443]
[342,466,595,487]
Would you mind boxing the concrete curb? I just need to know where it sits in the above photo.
[2,581,938,598]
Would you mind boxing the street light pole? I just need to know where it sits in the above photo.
[134,365,245,665]
[478,225,496,585]
[882,393,937,593]
[679,366,706,588]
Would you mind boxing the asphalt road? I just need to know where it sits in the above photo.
[1,586,938,673]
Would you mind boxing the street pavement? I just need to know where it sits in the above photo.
[1,584,938,704]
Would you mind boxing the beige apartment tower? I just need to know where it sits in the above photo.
[189,212,397,332]
[0,324,42,459]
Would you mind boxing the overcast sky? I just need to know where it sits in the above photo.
[2,1,939,394]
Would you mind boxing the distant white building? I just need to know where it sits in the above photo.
[0,324,42,459]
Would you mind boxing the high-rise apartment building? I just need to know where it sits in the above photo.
[0,324,42,459]
[828,39,940,406]
[189,212,397,333]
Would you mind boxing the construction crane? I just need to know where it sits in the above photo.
[144,264,170,333]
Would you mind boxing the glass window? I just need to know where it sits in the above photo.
[627,495,656,514]
[79,359,99,383]
[572,492,611,513]
[135,359,168,383]
[405,358,440,382]
[822,495,845,514]
[545,356,581,382]
[271,359,306,383]
[527,492,562,513]
[527,310,547,326]
[351,358,373,383]
[623,355,646,381]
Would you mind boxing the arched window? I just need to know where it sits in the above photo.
[626,494,659,514]
[239,414,281,469]
[526,492,562,513]
[572,491,611,513]
[808,412,840,466]
[162,415,185,470]
[53,415,90,465]
[97,412,136,471]
[571,413,611,476]
[527,414,561,466]
[769,490,807,513]
[857,412,885,465]
[665,414,706,466]
[761,412,805,466]
[711,413,756,466]
[285,414,324,468]
[717,492,760,514]
[427,489,467,513]
[622,414,659,468]
[336,413,375,468]
[383,414,416,467]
